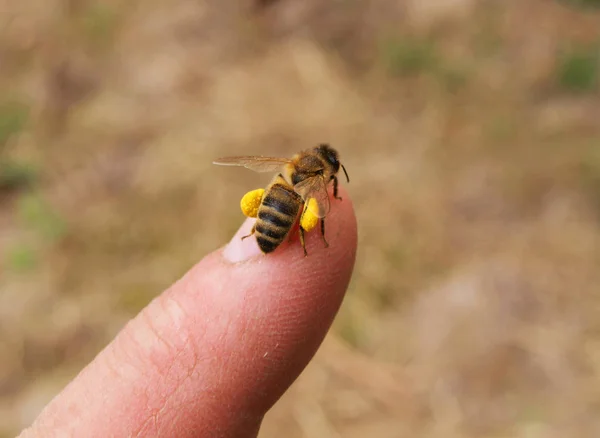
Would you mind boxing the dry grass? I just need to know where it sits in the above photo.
[2,0,600,436]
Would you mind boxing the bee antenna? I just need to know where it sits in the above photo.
[341,164,350,183]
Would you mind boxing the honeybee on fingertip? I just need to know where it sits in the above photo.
[213,143,350,257]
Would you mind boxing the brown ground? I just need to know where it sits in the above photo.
[2,0,600,437]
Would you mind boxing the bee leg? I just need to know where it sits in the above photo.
[290,205,306,244]
[320,218,329,248]
[299,225,308,257]
[332,176,342,200]
[241,223,256,240]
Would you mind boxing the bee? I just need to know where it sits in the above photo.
[213,143,350,256]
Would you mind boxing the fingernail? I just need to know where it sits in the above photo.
[223,218,263,263]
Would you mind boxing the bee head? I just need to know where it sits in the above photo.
[316,143,340,173]
[315,143,350,183]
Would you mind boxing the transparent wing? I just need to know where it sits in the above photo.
[294,175,331,218]
[212,156,292,173]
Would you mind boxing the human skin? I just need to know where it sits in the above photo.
[19,187,357,438]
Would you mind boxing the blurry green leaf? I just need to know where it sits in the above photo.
[381,37,439,77]
[0,100,29,146]
[0,160,38,190]
[438,65,469,93]
[17,193,67,242]
[560,0,600,9]
[556,45,599,93]
[6,244,38,272]
[81,4,118,47]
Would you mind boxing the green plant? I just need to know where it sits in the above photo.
[381,37,439,77]
[5,244,38,272]
[561,0,600,9]
[0,100,28,146]
[0,160,38,191]
[17,192,67,242]
[81,4,119,48]
[438,65,469,93]
[556,44,599,93]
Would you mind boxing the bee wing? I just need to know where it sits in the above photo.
[212,156,292,173]
[294,175,331,218]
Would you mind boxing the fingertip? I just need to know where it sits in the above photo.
[222,218,262,263]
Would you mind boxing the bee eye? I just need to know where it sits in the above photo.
[327,154,336,164]
[316,144,340,171]
[326,152,339,168]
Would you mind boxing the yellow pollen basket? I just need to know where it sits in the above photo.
[240,189,264,218]
[239,190,319,232]
[300,198,319,232]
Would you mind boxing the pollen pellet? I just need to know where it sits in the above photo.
[240,188,265,218]
[300,199,319,231]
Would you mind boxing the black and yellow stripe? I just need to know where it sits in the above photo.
[255,177,302,254]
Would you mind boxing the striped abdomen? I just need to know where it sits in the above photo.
[255,181,302,254]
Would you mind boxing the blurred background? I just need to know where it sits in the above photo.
[1,0,600,436]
